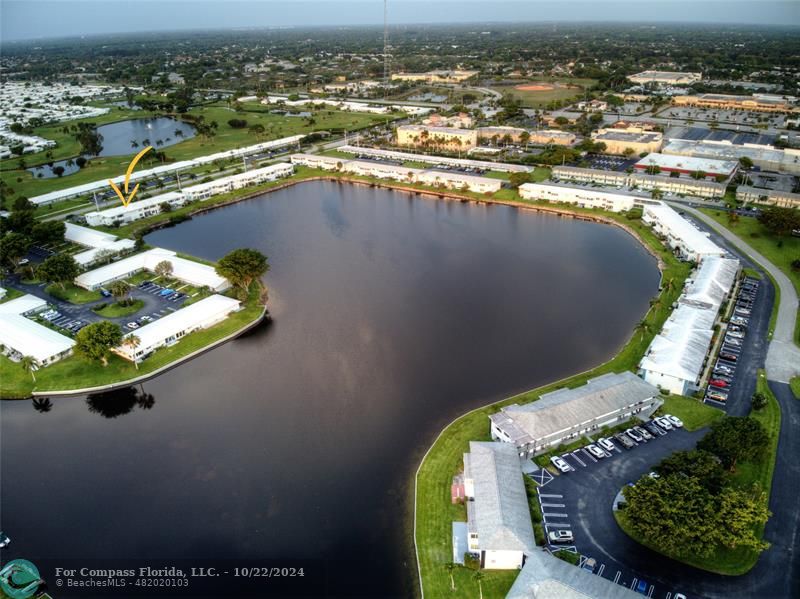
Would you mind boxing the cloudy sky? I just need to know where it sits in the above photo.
[2,0,798,42]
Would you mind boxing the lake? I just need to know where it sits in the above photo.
[0,181,660,597]
[26,117,196,179]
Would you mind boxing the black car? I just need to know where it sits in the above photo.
[614,432,635,449]
[644,421,666,437]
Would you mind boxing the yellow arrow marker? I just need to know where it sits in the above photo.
[108,145,153,207]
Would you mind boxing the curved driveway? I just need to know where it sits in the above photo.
[674,203,800,384]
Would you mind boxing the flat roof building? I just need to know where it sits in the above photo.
[75,248,230,292]
[85,191,185,227]
[65,223,136,266]
[477,126,528,143]
[518,182,642,212]
[628,71,702,86]
[391,70,478,84]
[0,294,74,366]
[114,295,241,362]
[528,130,576,146]
[336,145,531,173]
[462,441,536,569]
[396,125,478,150]
[672,93,798,113]
[680,257,740,313]
[643,203,726,262]
[736,186,800,209]
[490,372,661,456]
[591,128,663,155]
[661,139,800,176]
[634,153,737,178]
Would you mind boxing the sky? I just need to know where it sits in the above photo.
[1,0,798,42]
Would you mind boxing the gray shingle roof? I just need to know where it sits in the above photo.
[490,372,659,446]
[464,441,536,553]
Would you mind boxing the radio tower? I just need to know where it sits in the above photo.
[382,0,390,98]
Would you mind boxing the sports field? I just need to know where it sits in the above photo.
[491,77,597,108]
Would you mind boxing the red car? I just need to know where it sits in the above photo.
[709,379,729,388]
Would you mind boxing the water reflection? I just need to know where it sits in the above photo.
[85,386,156,419]
[31,398,52,414]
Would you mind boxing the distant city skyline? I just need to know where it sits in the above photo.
[2,0,798,43]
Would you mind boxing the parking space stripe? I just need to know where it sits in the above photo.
[647,586,655,598]
[543,522,571,528]
[540,503,565,508]
[597,564,605,577]
[542,513,568,519]
[538,493,562,498]
[613,571,621,584]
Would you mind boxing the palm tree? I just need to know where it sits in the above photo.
[635,319,651,340]
[444,562,457,591]
[109,280,131,305]
[123,335,141,369]
[473,570,484,599]
[20,355,38,382]
[32,397,52,413]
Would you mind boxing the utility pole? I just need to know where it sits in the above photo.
[383,0,390,99]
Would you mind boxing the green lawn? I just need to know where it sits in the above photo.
[92,299,145,318]
[790,376,800,400]
[415,217,690,598]
[490,77,597,108]
[45,283,102,304]
[0,284,265,398]
[655,395,724,432]
[616,370,780,576]
[0,287,26,303]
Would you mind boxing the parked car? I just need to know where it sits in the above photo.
[665,414,684,428]
[100,288,112,297]
[598,438,616,452]
[633,426,653,440]
[644,421,665,436]
[548,530,574,544]
[707,389,728,402]
[727,330,745,339]
[625,428,643,443]
[0,532,9,548]
[636,579,649,595]
[614,432,635,449]
[127,322,139,330]
[709,379,729,389]
[720,352,739,362]
[550,456,572,473]
[581,557,597,573]
[585,444,605,459]
[655,417,673,431]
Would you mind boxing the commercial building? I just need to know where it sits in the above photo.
[633,153,737,179]
[0,294,74,366]
[65,223,136,267]
[85,163,293,226]
[336,145,531,173]
[662,139,800,176]
[736,186,800,209]
[30,136,305,206]
[591,127,663,155]
[422,113,474,129]
[551,165,727,199]
[490,372,661,456]
[642,203,725,262]
[672,93,798,113]
[289,154,502,193]
[628,71,702,86]
[390,70,478,84]
[114,295,241,362]
[477,126,528,144]
[575,99,608,112]
[75,248,230,292]
[528,130,576,146]
[396,125,478,151]
[461,441,535,569]
[518,182,640,212]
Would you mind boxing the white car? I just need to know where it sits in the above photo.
[548,530,574,544]
[598,437,616,452]
[666,414,684,428]
[586,444,605,459]
[626,428,643,443]
[127,322,140,329]
[655,417,673,430]
[550,456,572,473]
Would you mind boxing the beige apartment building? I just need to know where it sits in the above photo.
[672,93,798,113]
[591,126,663,155]
[390,70,478,84]
[736,186,800,208]
[396,125,478,150]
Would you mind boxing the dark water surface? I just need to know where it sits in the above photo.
[1,181,659,597]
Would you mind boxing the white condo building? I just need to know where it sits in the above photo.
[0,295,74,366]
[642,203,725,262]
[518,182,643,212]
[65,223,136,266]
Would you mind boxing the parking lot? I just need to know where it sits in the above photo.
[531,420,708,599]
[576,153,639,172]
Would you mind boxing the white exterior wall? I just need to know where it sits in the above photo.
[483,550,525,571]
[519,183,637,212]
[641,370,691,396]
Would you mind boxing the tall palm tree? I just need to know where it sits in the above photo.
[20,355,38,382]
[32,397,52,413]
[123,335,141,369]
[473,570,484,599]
[635,319,651,341]
[444,562,457,591]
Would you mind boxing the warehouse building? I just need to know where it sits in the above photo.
[65,223,136,267]
[591,127,663,155]
[461,441,535,569]
[633,153,737,179]
[642,203,725,262]
[336,145,531,173]
[0,294,74,366]
[662,139,800,176]
[736,186,800,209]
[114,295,241,362]
[489,372,661,456]
[396,125,478,150]
[30,135,305,206]
[629,71,702,86]
[75,248,230,292]
[672,93,798,113]
[518,182,642,212]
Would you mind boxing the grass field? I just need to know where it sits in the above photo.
[1,102,398,201]
[655,394,724,431]
[91,299,145,318]
[45,282,102,304]
[0,284,265,398]
[616,370,780,576]
[490,77,597,108]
